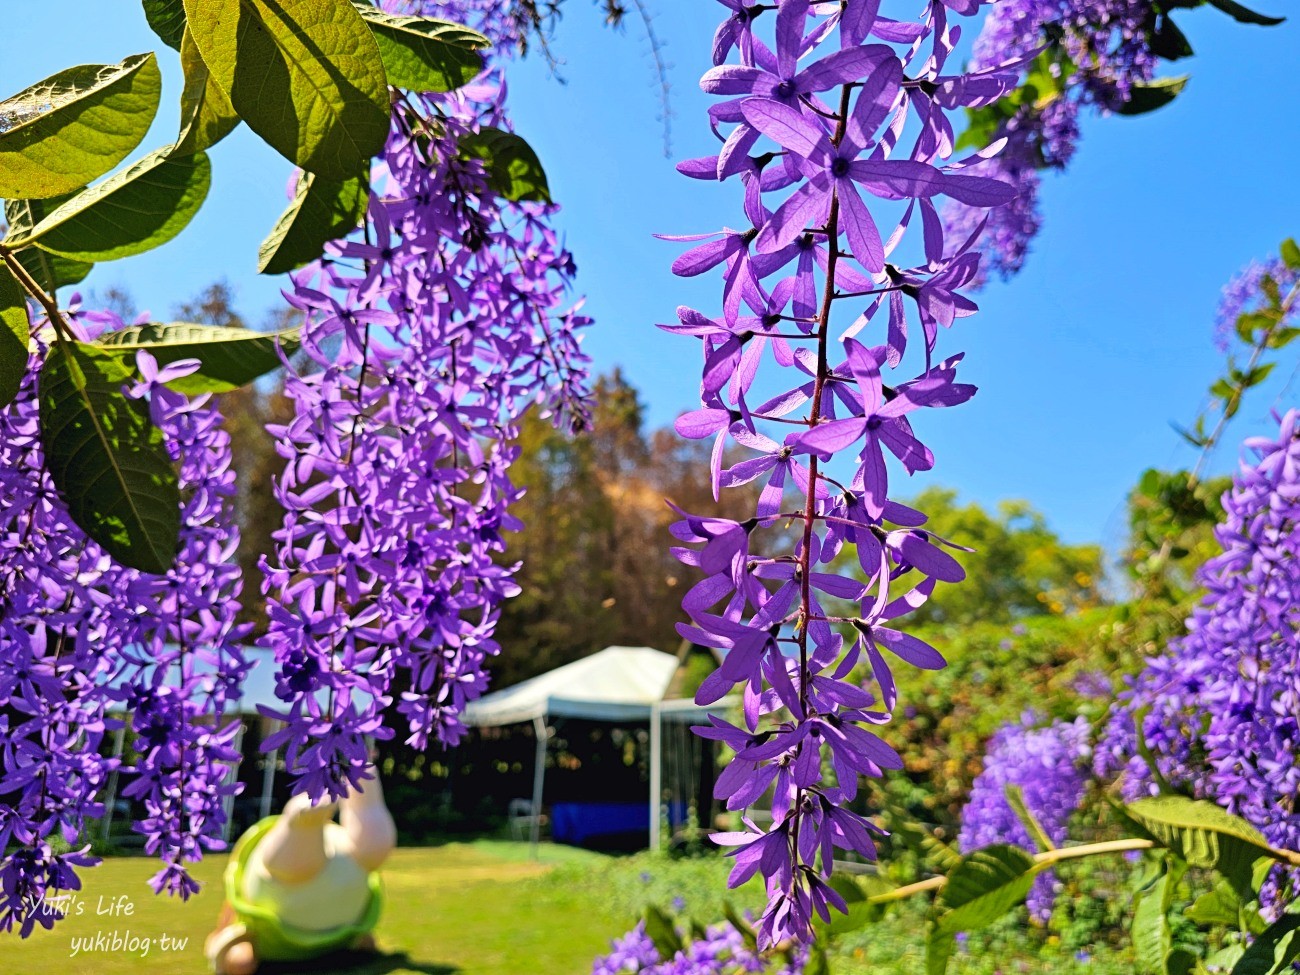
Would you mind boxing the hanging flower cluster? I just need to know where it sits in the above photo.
[958,714,1090,921]
[593,918,808,975]
[1097,408,1300,904]
[942,0,1158,282]
[668,0,1019,945]
[1213,257,1300,353]
[260,0,592,800]
[0,311,249,929]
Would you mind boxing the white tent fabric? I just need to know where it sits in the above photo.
[460,645,734,855]
[463,645,681,727]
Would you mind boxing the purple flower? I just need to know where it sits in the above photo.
[665,0,1013,944]
[959,714,1091,921]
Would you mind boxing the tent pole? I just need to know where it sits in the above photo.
[260,719,279,820]
[100,724,127,843]
[529,714,547,860]
[223,723,245,844]
[649,702,662,852]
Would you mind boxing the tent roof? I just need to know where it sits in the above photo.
[464,646,682,726]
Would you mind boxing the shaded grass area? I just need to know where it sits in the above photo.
[10,842,626,975]
[9,841,1136,975]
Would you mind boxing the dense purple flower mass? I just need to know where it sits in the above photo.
[0,312,250,926]
[593,918,807,975]
[1098,409,1300,905]
[1,0,590,929]
[943,0,1157,280]
[669,0,1015,945]
[1213,258,1300,352]
[260,0,592,799]
[958,714,1090,921]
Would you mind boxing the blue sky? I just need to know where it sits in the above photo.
[7,3,1299,548]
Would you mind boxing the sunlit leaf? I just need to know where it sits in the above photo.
[184,0,390,179]
[0,54,161,199]
[6,146,211,262]
[39,340,180,573]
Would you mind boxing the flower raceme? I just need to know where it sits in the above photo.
[958,714,1091,921]
[1098,409,1300,909]
[258,0,592,801]
[0,315,249,926]
[667,0,1017,946]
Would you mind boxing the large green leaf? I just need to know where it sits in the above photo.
[459,126,552,203]
[4,196,94,298]
[1186,879,1266,933]
[6,147,211,262]
[39,341,180,573]
[1116,76,1189,116]
[1206,0,1284,25]
[934,845,1041,936]
[142,0,188,50]
[926,844,1042,973]
[0,264,30,408]
[1132,857,1189,975]
[0,54,161,199]
[184,0,390,179]
[352,4,488,92]
[176,29,240,155]
[1232,913,1300,975]
[14,247,93,294]
[258,170,368,274]
[1280,238,1300,272]
[1124,797,1285,900]
[642,906,682,960]
[926,930,955,975]
[94,322,298,394]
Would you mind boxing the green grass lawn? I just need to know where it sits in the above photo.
[10,841,637,975]
[9,841,1134,975]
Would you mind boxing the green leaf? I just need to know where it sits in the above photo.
[176,29,240,155]
[460,126,552,203]
[1206,0,1284,25]
[1005,784,1056,852]
[4,195,94,293]
[258,170,368,274]
[1132,857,1187,975]
[1116,76,1190,116]
[352,4,488,92]
[0,264,30,408]
[94,322,298,394]
[925,929,956,975]
[14,248,92,294]
[39,341,180,573]
[184,0,390,179]
[1150,15,1195,59]
[1208,943,1248,973]
[1232,913,1300,975]
[1187,887,1243,929]
[934,845,1041,936]
[643,905,682,960]
[1124,797,1287,900]
[6,147,212,262]
[1280,238,1300,272]
[142,0,188,50]
[0,54,161,199]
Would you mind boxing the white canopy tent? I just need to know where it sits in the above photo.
[463,646,732,854]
